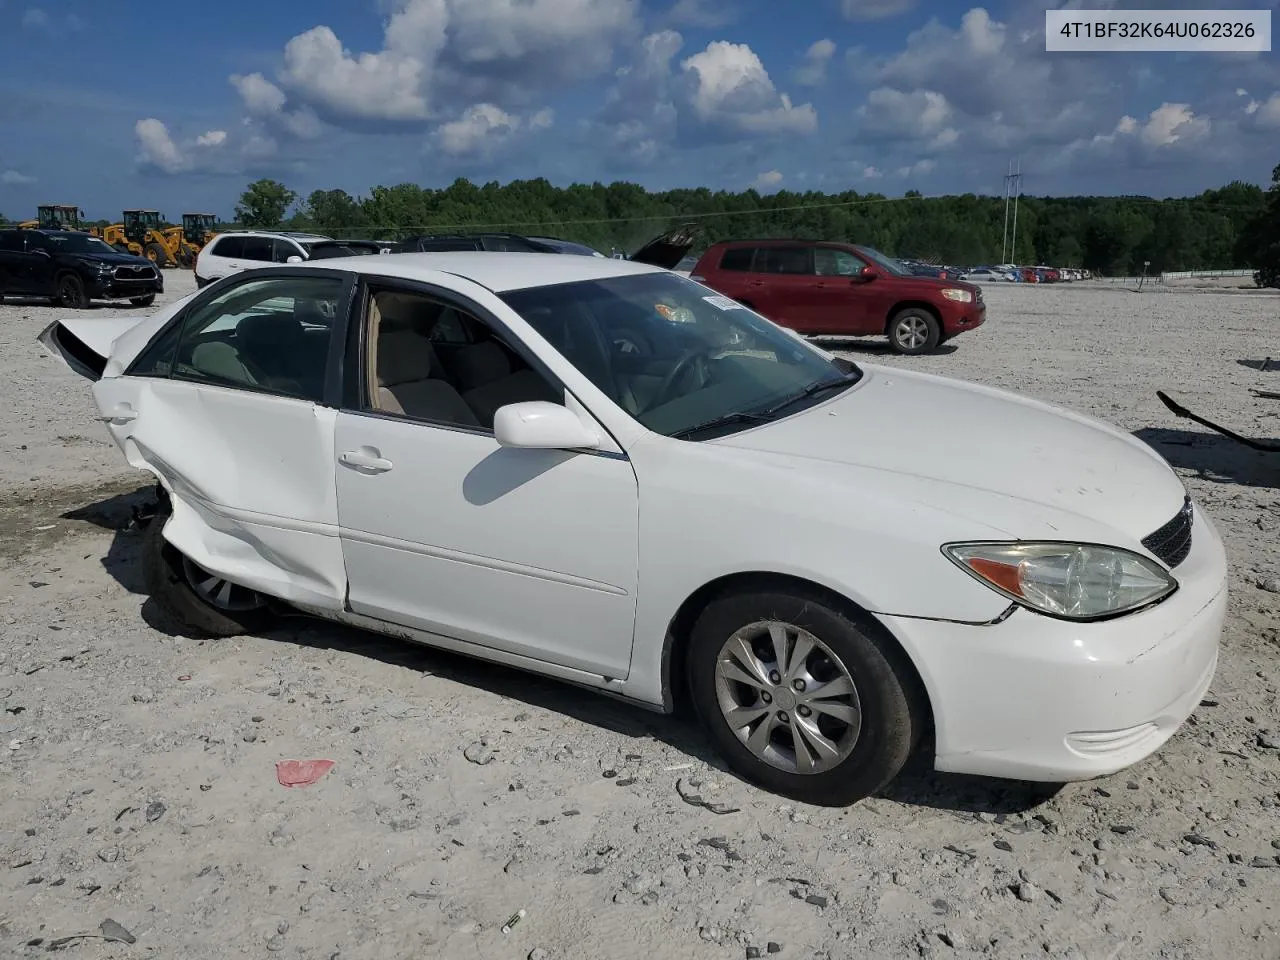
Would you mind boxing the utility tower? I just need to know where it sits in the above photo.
[1001,158,1023,264]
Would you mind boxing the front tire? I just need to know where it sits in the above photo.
[888,308,941,355]
[130,294,156,307]
[144,242,168,266]
[687,587,923,806]
[57,274,89,309]
[141,508,273,638]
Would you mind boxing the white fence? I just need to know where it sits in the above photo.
[1090,268,1254,286]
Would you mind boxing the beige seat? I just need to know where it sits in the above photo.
[452,340,560,427]
[376,331,479,426]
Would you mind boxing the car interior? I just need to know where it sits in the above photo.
[365,290,562,429]
[156,279,341,402]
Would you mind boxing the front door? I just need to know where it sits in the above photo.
[335,282,641,679]
[810,247,878,334]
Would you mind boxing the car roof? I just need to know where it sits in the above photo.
[216,230,331,242]
[299,250,667,292]
[708,238,859,248]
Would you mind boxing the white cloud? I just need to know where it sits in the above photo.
[858,87,955,141]
[253,0,639,128]
[1137,102,1210,147]
[681,41,818,136]
[1251,93,1280,128]
[896,158,936,178]
[21,7,47,28]
[792,39,836,87]
[231,72,287,115]
[841,0,915,21]
[0,169,36,185]
[134,119,234,174]
[860,165,883,179]
[751,169,784,191]
[433,103,555,155]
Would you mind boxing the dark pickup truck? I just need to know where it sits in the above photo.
[0,228,164,308]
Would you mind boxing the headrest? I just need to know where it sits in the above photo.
[378,331,438,387]
[236,312,306,354]
[452,340,511,391]
[375,292,440,334]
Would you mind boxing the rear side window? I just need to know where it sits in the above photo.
[717,247,755,272]
[135,276,345,403]
[240,236,274,261]
[413,237,482,252]
[756,247,812,275]
[210,236,244,259]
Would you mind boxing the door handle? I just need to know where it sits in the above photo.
[340,449,393,473]
[97,404,137,424]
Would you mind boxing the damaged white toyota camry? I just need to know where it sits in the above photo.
[40,253,1226,805]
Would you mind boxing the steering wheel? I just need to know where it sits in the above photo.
[644,347,715,413]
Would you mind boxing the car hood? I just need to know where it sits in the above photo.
[75,252,155,267]
[894,272,979,295]
[629,224,697,269]
[715,364,1184,542]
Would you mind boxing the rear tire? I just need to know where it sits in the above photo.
[888,308,940,355]
[130,294,156,307]
[687,586,923,806]
[57,274,89,309]
[141,507,273,638]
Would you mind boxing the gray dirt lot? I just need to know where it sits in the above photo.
[2,273,1279,959]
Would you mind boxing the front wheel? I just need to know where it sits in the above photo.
[687,587,924,806]
[888,309,940,355]
[57,274,89,309]
[130,294,156,307]
[141,508,273,638]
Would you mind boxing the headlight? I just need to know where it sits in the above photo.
[940,288,973,303]
[942,541,1176,620]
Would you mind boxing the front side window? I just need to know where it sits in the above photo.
[814,248,864,276]
[500,272,858,440]
[39,233,118,256]
[271,238,304,263]
[360,287,560,430]
[852,245,910,277]
[153,276,343,402]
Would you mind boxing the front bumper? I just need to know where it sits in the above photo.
[86,274,163,300]
[942,300,986,335]
[879,504,1227,782]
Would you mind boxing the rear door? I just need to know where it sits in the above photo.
[204,235,246,279]
[92,269,357,609]
[21,232,57,295]
[748,245,817,331]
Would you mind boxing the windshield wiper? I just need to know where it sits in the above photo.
[761,372,861,417]
[670,410,775,440]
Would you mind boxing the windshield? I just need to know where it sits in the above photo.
[852,245,909,277]
[500,272,859,439]
[45,233,118,256]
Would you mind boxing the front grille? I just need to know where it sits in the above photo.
[1142,498,1193,568]
[113,264,156,281]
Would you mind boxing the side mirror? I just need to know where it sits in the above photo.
[494,401,601,450]
[286,255,304,264]
[852,265,878,283]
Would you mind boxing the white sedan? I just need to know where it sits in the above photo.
[40,252,1226,805]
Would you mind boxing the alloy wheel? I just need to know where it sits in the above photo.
[713,620,862,775]
[180,556,265,612]
[895,316,930,351]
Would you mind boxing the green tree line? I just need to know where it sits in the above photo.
[228,172,1272,278]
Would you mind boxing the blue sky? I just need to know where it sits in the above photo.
[1,0,1277,221]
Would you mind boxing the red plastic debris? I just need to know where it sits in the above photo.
[275,759,335,788]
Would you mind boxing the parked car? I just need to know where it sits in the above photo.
[959,268,1014,283]
[0,228,162,308]
[194,231,334,287]
[690,240,985,354]
[393,227,695,270]
[303,239,388,260]
[38,252,1224,806]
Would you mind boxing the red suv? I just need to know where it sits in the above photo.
[689,240,986,354]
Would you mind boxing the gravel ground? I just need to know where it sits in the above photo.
[2,273,1280,959]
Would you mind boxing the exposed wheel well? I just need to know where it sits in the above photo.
[662,571,933,733]
[883,300,941,337]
